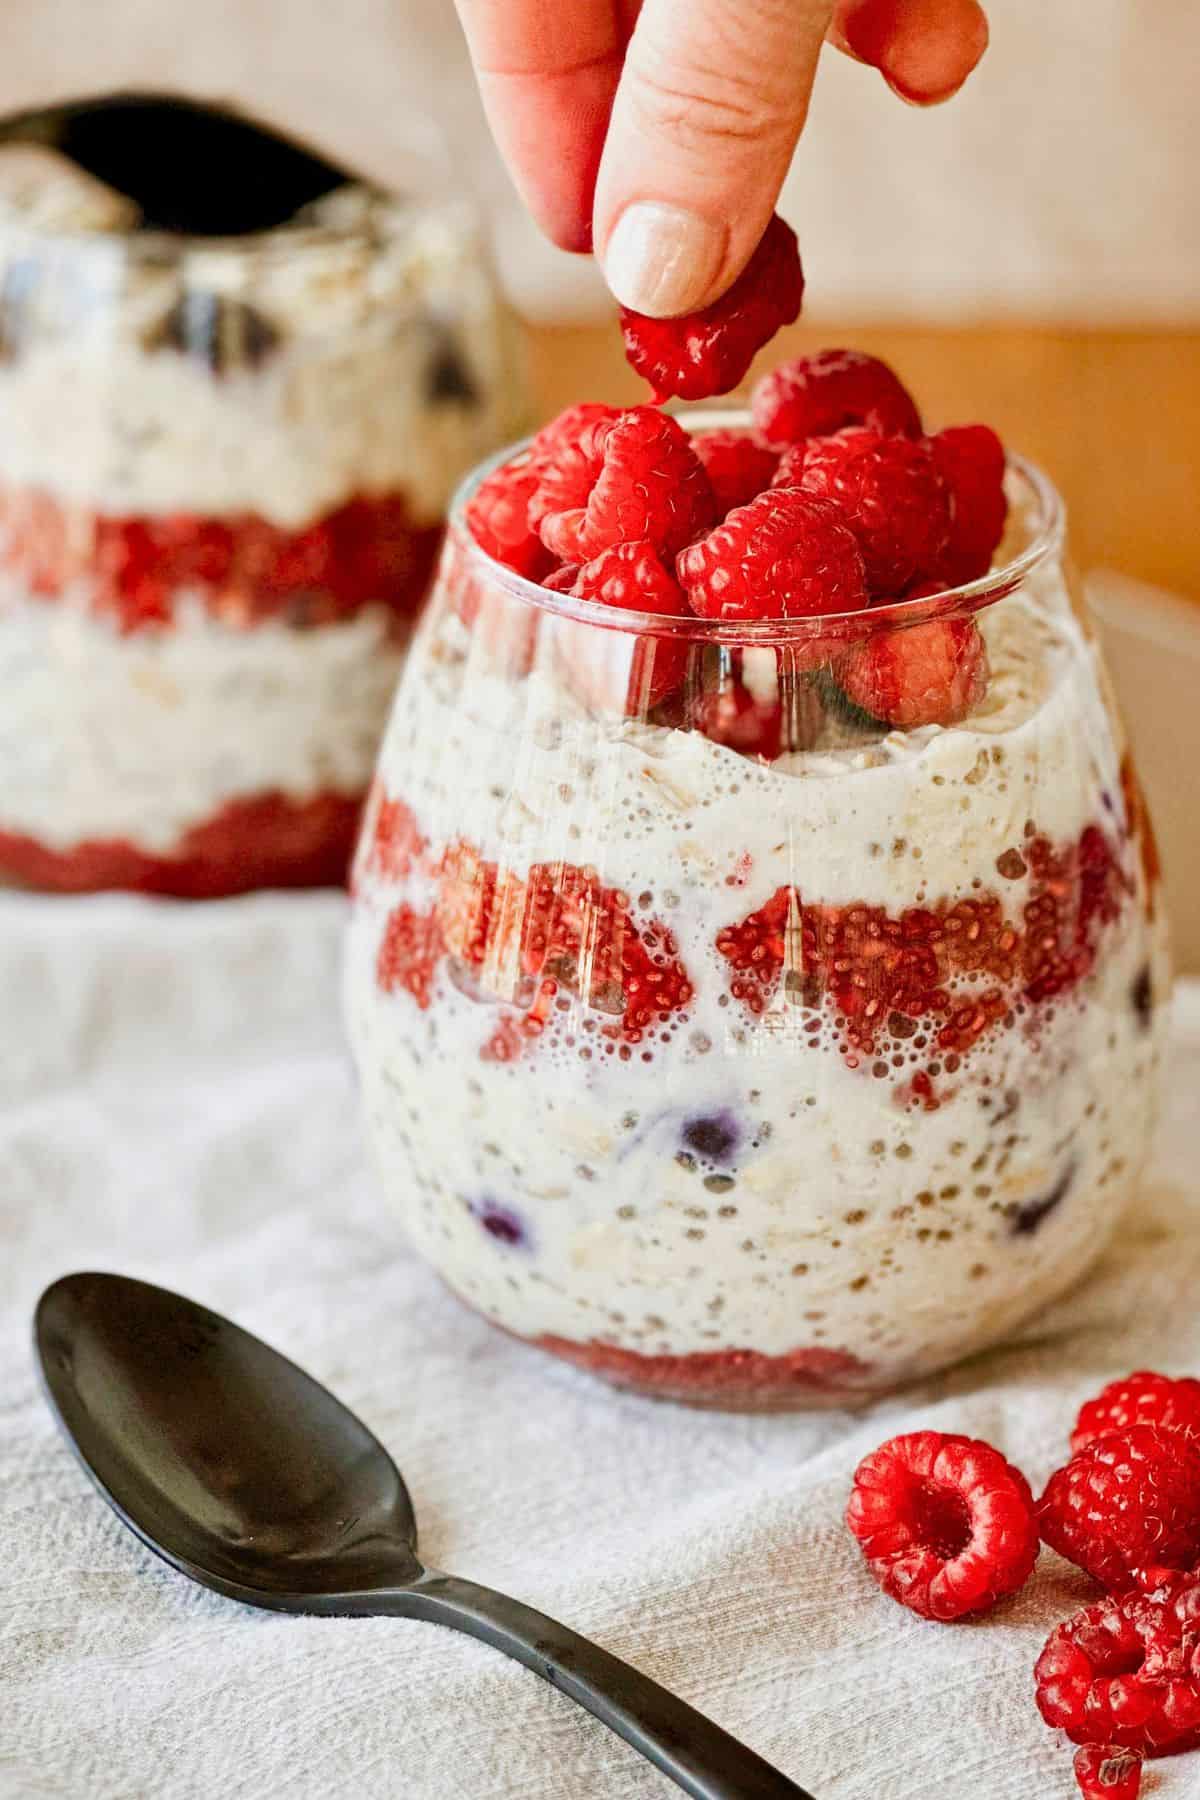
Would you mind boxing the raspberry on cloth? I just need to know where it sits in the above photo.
[845,1429,1039,1621]
[1071,1369,1200,1454]
[1073,1745,1143,1800]
[1037,1424,1200,1591]
[1036,1578,1200,1757]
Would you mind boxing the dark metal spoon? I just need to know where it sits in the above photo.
[35,1272,814,1800]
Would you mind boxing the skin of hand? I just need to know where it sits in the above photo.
[454,0,989,316]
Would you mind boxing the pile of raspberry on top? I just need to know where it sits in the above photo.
[465,212,1008,735]
[846,1371,1200,1799]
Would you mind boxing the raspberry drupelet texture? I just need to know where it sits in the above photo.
[1037,1425,1200,1591]
[692,428,781,516]
[1072,1371,1200,1455]
[530,402,621,463]
[752,349,922,448]
[570,539,691,711]
[775,426,953,596]
[677,487,869,620]
[845,1429,1039,1621]
[1035,1579,1200,1757]
[465,456,554,580]
[620,214,805,402]
[1073,1745,1143,1799]
[931,424,1009,585]
[530,407,716,564]
[835,616,989,728]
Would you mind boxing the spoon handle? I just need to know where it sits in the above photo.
[383,1567,815,1800]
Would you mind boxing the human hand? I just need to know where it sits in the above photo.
[454,0,988,317]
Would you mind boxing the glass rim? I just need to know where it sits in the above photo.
[446,411,1067,644]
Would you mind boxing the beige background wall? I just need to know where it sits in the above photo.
[2,0,1198,324]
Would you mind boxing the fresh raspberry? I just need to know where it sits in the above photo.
[752,349,922,448]
[541,563,580,592]
[1073,1745,1143,1799]
[465,455,553,579]
[465,407,621,578]
[1073,1372,1200,1456]
[677,488,868,621]
[931,424,1008,585]
[775,427,953,595]
[530,407,716,564]
[571,539,691,710]
[620,214,804,402]
[1035,1579,1200,1756]
[1037,1425,1200,1592]
[835,616,988,728]
[573,538,687,617]
[530,402,621,464]
[692,429,781,515]
[845,1429,1039,1621]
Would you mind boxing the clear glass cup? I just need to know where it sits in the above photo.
[0,108,527,896]
[346,416,1168,1409]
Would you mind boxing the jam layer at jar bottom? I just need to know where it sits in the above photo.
[0,787,363,896]
[508,1323,874,1411]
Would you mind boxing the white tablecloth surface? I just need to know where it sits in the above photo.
[2,891,1199,1800]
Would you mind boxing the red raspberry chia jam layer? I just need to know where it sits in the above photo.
[362,787,1139,1105]
[0,484,442,632]
[0,788,361,897]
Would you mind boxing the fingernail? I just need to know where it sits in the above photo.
[602,202,726,318]
[881,67,966,105]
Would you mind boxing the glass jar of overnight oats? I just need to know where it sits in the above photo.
[0,102,526,895]
[345,419,1168,1410]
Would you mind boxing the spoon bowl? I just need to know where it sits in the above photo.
[37,1271,420,1602]
[36,1271,814,1800]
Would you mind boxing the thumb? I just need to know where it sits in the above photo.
[594,0,834,317]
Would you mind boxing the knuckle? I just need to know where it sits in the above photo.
[625,53,794,153]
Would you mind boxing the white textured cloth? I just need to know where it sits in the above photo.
[2,892,1199,1800]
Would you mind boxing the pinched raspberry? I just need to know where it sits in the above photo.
[677,488,868,620]
[775,427,953,596]
[1072,1372,1200,1456]
[835,616,989,728]
[692,429,780,516]
[571,539,691,711]
[620,214,804,402]
[465,455,554,579]
[752,349,922,448]
[1036,1579,1200,1756]
[931,424,1009,585]
[1037,1425,1200,1592]
[530,407,716,564]
[1073,1745,1143,1799]
[845,1429,1039,1621]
